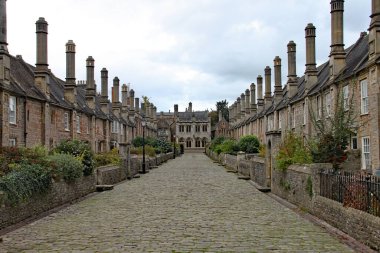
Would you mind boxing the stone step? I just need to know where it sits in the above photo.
[96,185,114,192]
[133,174,141,178]
[226,170,237,173]
[237,175,251,180]
[248,180,271,192]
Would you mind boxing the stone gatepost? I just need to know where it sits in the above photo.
[237,151,246,173]
[119,142,131,180]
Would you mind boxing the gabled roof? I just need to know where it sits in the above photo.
[178,111,209,122]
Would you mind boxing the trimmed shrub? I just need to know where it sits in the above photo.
[0,163,51,205]
[48,154,83,182]
[210,137,226,151]
[94,148,121,167]
[130,145,156,157]
[238,135,260,153]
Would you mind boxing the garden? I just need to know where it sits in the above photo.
[209,135,263,156]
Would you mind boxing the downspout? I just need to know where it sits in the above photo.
[24,95,27,147]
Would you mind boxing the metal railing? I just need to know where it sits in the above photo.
[320,170,380,217]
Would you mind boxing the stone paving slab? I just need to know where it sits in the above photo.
[0,154,354,252]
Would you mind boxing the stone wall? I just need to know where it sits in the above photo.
[0,175,96,231]
[96,165,126,185]
[206,150,380,250]
[313,196,380,251]
[248,157,266,187]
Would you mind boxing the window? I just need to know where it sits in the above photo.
[343,85,349,111]
[303,103,306,125]
[9,96,16,124]
[186,125,191,132]
[362,137,371,170]
[202,125,208,132]
[111,121,119,133]
[64,112,69,131]
[9,138,16,147]
[120,124,124,136]
[186,139,192,148]
[195,125,200,132]
[316,95,322,119]
[361,79,368,114]
[278,111,282,130]
[76,115,81,133]
[292,107,295,128]
[202,139,207,147]
[325,92,331,117]
[351,134,358,150]
[195,139,201,147]
[179,125,184,132]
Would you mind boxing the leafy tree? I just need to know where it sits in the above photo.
[209,110,219,127]
[309,83,358,169]
[238,135,260,153]
[216,100,229,122]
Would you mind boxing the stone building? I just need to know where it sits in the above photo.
[174,102,211,152]
[0,0,157,152]
[229,0,380,178]
[214,110,229,139]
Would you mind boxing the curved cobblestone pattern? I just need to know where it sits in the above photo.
[1,154,353,252]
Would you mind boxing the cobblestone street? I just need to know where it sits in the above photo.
[1,154,354,252]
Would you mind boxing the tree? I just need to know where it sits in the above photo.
[216,100,229,122]
[309,83,358,169]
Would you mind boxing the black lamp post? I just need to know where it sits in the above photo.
[142,119,146,174]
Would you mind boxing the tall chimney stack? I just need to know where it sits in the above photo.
[245,89,250,116]
[135,98,140,112]
[0,0,8,53]
[100,68,109,114]
[274,56,283,102]
[240,93,246,117]
[121,84,128,108]
[250,83,257,114]
[0,0,9,85]
[34,18,50,96]
[64,40,76,104]
[36,17,48,73]
[264,66,272,107]
[85,56,96,110]
[329,0,346,77]
[305,23,318,91]
[129,89,135,110]
[257,75,264,112]
[236,98,241,121]
[369,0,380,60]
[188,102,192,113]
[174,104,179,117]
[287,41,298,98]
[112,77,120,103]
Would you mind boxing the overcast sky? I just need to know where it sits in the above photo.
[7,0,371,112]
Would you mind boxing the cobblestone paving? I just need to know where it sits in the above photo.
[1,154,354,252]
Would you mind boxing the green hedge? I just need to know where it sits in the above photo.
[48,154,83,182]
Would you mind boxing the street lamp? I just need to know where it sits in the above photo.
[141,119,146,174]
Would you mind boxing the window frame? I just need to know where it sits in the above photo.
[343,85,349,111]
[362,137,371,170]
[9,96,16,124]
[76,115,81,133]
[360,79,368,115]
[64,112,70,131]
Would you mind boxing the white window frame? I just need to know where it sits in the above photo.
[343,85,349,111]
[9,138,16,147]
[111,121,119,134]
[325,92,331,117]
[9,96,16,124]
[76,115,81,133]
[362,137,371,170]
[360,79,368,115]
[278,111,282,130]
[316,95,322,119]
[64,112,69,131]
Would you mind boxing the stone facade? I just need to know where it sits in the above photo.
[0,0,157,152]
[229,0,380,175]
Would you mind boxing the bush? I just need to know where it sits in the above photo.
[54,140,94,176]
[238,135,260,153]
[219,139,239,154]
[94,148,121,167]
[0,163,51,205]
[210,137,226,151]
[48,154,83,182]
[275,132,312,171]
[130,145,156,157]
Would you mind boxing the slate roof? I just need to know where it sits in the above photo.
[178,111,209,122]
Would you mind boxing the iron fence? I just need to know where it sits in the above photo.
[320,170,380,217]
